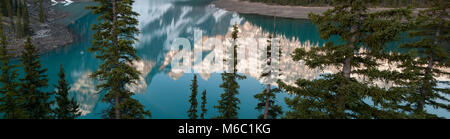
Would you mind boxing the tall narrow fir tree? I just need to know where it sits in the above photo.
[278,0,412,119]
[54,64,81,119]
[200,90,207,119]
[20,37,53,119]
[215,24,246,119]
[396,0,449,118]
[0,26,27,119]
[87,0,150,119]
[188,74,198,119]
[39,0,45,23]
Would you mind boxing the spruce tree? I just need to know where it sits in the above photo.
[54,64,81,119]
[0,27,27,119]
[257,34,283,119]
[15,1,22,38]
[278,0,411,119]
[214,24,246,119]
[115,98,151,119]
[22,0,30,35]
[0,4,2,28]
[396,0,449,118]
[0,1,4,17]
[254,87,283,119]
[38,0,45,23]
[188,74,198,119]
[200,90,207,119]
[87,0,150,119]
[6,0,13,27]
[20,37,53,119]
[0,13,3,32]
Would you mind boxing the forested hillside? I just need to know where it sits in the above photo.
[0,0,75,56]
[246,0,432,7]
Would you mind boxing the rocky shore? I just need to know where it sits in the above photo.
[1,0,92,57]
[212,0,330,19]
[212,0,413,19]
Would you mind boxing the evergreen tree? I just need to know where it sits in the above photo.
[278,0,411,119]
[12,0,17,16]
[0,3,2,27]
[254,87,283,119]
[15,1,22,38]
[257,33,283,119]
[188,74,198,119]
[200,90,207,119]
[6,0,13,27]
[87,0,150,119]
[20,37,53,119]
[38,0,45,23]
[214,24,246,119]
[54,64,81,119]
[0,27,27,119]
[115,98,151,119]
[22,0,30,35]
[396,0,449,118]
[0,13,3,32]
[0,1,5,17]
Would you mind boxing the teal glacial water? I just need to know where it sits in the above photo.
[29,0,448,119]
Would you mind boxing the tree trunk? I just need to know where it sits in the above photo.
[263,84,270,119]
[263,14,276,119]
[418,27,440,111]
[338,25,357,118]
[343,25,357,79]
[111,0,120,119]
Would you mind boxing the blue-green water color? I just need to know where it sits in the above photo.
[22,0,449,119]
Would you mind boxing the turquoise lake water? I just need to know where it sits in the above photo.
[29,0,449,119]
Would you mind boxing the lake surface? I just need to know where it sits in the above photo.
[37,0,448,119]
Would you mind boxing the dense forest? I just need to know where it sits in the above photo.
[0,0,46,37]
[246,0,434,7]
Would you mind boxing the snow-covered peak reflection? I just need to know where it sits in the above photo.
[134,0,174,29]
[133,0,238,51]
[70,60,155,116]
[161,22,450,88]
[159,21,325,85]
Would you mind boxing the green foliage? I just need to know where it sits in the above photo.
[278,0,412,119]
[87,0,150,119]
[19,37,53,119]
[254,87,283,119]
[256,35,283,119]
[200,90,207,119]
[54,65,81,119]
[0,30,27,119]
[22,1,30,36]
[0,15,2,34]
[39,0,45,23]
[214,24,246,119]
[0,0,31,38]
[116,98,151,119]
[188,74,198,119]
[5,0,14,26]
[15,1,23,38]
[395,0,449,118]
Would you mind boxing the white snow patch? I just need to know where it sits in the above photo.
[51,0,73,6]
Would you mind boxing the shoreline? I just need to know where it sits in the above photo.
[30,1,94,55]
[3,0,93,57]
[212,0,412,19]
[212,0,330,19]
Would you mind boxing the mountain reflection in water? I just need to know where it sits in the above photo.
[46,0,448,118]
